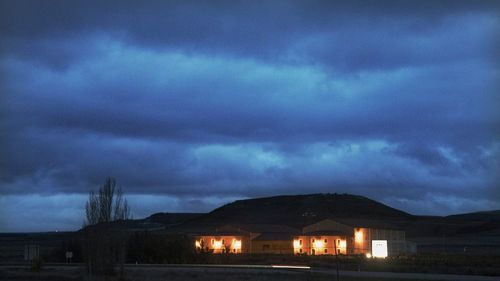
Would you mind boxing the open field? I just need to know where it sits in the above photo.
[1,264,500,281]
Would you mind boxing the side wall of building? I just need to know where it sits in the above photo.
[363,228,407,256]
[251,240,293,254]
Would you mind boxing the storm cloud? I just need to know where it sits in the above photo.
[1,0,499,231]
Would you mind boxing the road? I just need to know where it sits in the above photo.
[1,263,498,281]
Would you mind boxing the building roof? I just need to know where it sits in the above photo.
[334,219,403,230]
[301,230,351,237]
[252,232,294,241]
[228,223,301,234]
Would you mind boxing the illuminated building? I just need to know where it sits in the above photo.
[192,219,411,256]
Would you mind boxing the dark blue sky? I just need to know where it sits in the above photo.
[1,0,499,232]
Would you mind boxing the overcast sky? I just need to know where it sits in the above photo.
[1,0,499,232]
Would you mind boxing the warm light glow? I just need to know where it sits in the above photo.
[293,239,300,249]
[233,239,241,250]
[365,253,372,258]
[355,230,363,242]
[339,240,346,249]
[313,240,324,248]
[213,240,222,249]
[195,240,201,248]
[372,240,388,258]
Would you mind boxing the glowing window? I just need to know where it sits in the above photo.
[195,240,201,248]
[293,239,300,249]
[371,240,388,258]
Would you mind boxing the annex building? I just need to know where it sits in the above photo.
[193,219,415,257]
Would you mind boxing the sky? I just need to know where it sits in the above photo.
[0,0,499,232]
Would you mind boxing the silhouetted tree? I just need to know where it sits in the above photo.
[83,178,131,277]
[85,177,130,226]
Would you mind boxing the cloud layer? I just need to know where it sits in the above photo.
[1,0,499,231]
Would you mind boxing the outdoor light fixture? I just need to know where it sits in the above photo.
[233,239,242,250]
[365,253,372,258]
[213,240,222,249]
[355,230,363,242]
[313,240,324,248]
[339,240,346,249]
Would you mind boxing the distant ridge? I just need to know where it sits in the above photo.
[144,212,203,225]
[180,193,413,228]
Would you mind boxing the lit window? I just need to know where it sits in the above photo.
[293,240,300,249]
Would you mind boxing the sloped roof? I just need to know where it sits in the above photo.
[228,223,301,234]
[252,232,294,241]
[301,230,351,236]
[335,219,403,230]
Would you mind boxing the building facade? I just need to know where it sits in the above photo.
[193,219,413,257]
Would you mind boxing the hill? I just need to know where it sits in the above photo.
[179,193,414,229]
[143,212,203,226]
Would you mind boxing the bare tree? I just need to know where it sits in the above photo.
[83,178,131,277]
[85,178,130,226]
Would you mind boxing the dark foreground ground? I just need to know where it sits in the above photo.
[1,264,500,281]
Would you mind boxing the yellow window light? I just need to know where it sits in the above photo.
[195,240,201,248]
[293,239,300,249]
